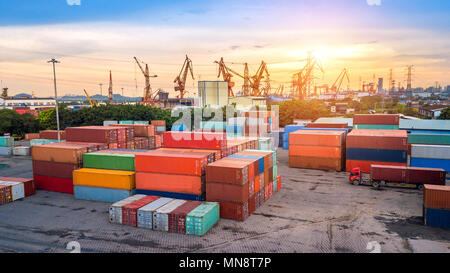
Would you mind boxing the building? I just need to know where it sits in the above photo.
[1,94,56,110]
[418,104,448,119]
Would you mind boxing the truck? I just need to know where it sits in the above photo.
[349,165,446,190]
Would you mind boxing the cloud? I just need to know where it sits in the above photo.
[230,45,240,50]
[67,0,81,6]
[366,0,381,6]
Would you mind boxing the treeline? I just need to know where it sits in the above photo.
[0,109,40,137]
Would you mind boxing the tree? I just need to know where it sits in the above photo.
[276,99,329,127]
[0,109,40,137]
[437,107,450,120]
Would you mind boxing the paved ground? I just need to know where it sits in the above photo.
[0,149,449,253]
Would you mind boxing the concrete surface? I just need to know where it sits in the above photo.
[0,149,449,253]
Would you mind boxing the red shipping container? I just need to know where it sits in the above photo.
[39,130,66,140]
[32,160,81,179]
[306,123,348,129]
[0,185,12,205]
[264,185,270,201]
[277,176,281,192]
[0,177,35,197]
[346,160,406,173]
[206,182,250,203]
[248,195,256,215]
[213,200,249,221]
[168,201,202,234]
[407,167,446,186]
[155,135,162,148]
[163,132,227,150]
[151,120,166,127]
[34,175,74,194]
[66,126,118,143]
[122,196,160,226]
[221,157,257,181]
[353,114,400,125]
[347,130,407,150]
[268,182,273,198]
[255,191,261,209]
[135,151,208,176]
[370,165,407,182]
[424,185,450,210]
[206,160,250,185]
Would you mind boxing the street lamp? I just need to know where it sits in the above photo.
[48,58,61,142]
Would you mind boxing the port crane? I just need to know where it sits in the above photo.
[250,61,270,96]
[134,57,158,105]
[174,55,195,99]
[292,55,324,99]
[330,68,350,94]
[83,89,98,107]
[214,57,240,97]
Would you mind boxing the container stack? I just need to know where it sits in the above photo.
[73,151,138,202]
[135,150,210,201]
[289,130,346,171]
[13,146,30,156]
[30,139,62,147]
[163,131,227,156]
[110,194,219,236]
[25,133,40,141]
[31,142,96,194]
[0,177,35,206]
[423,185,450,229]
[282,125,305,149]
[0,136,14,156]
[346,129,408,173]
[39,130,66,140]
[353,114,400,130]
[306,123,348,129]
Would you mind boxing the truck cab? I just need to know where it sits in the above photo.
[349,167,361,185]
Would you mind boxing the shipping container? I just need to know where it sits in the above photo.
[289,145,343,158]
[13,146,30,156]
[34,175,74,194]
[0,185,12,205]
[355,124,399,130]
[135,151,207,176]
[0,136,15,147]
[32,161,81,179]
[411,145,450,160]
[39,130,66,140]
[306,123,348,129]
[424,185,450,210]
[206,182,250,203]
[347,148,407,163]
[122,196,160,226]
[0,147,13,156]
[186,202,220,235]
[156,148,216,163]
[347,129,407,150]
[136,172,204,195]
[31,143,89,164]
[0,177,35,197]
[168,201,202,234]
[211,200,249,221]
[408,167,446,185]
[74,186,137,203]
[83,152,135,171]
[151,120,166,127]
[227,155,262,176]
[73,168,135,190]
[135,189,205,201]
[399,119,450,131]
[25,133,40,141]
[0,181,24,201]
[346,160,406,173]
[353,114,399,125]
[109,194,147,223]
[408,134,450,145]
[137,197,173,229]
[153,199,187,231]
[289,156,343,171]
[289,130,345,147]
[410,158,450,173]
[163,132,227,150]
[277,176,281,192]
[284,125,306,133]
[103,121,118,126]
[66,126,118,143]
[423,207,450,229]
[240,150,274,169]
[206,160,249,185]
[370,165,445,186]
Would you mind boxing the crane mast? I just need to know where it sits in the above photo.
[174,55,194,99]
[134,57,158,105]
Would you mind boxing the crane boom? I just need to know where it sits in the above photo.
[83,89,97,107]
[174,55,195,99]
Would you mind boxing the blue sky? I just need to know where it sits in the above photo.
[0,0,449,96]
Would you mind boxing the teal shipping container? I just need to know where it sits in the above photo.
[273,179,278,193]
[273,165,278,180]
[83,152,135,171]
[400,119,450,131]
[408,134,450,145]
[30,139,62,147]
[0,136,14,147]
[186,202,220,236]
[355,124,399,130]
[74,186,136,203]
[134,121,149,125]
[119,121,134,125]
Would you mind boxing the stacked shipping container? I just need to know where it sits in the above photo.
[0,177,35,205]
[354,114,400,130]
[346,129,408,173]
[0,136,14,156]
[423,185,450,229]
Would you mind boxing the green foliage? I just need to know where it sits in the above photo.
[276,99,330,127]
[0,109,40,136]
[438,107,450,120]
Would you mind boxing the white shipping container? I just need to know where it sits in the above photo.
[103,120,118,126]
[153,200,186,232]
[0,181,25,201]
[400,119,450,131]
[13,146,30,156]
[109,194,146,224]
[411,144,450,160]
[137,198,173,229]
[0,147,13,156]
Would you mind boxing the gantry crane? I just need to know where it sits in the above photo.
[174,55,194,99]
[292,55,324,99]
[134,57,158,105]
[330,68,350,94]
[83,89,98,107]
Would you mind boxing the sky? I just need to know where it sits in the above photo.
[0,0,449,97]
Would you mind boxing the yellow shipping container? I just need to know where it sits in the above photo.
[73,168,135,190]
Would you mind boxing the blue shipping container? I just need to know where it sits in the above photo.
[408,130,450,135]
[423,207,450,229]
[411,157,450,173]
[229,155,264,174]
[346,148,407,163]
[136,189,205,201]
[74,186,136,203]
[285,125,306,133]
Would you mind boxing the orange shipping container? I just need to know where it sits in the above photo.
[31,143,89,164]
[289,156,343,171]
[289,145,343,158]
[136,172,204,195]
[135,151,207,176]
[206,160,249,185]
[424,185,450,210]
[289,130,345,147]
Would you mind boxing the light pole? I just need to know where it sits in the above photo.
[48,58,61,142]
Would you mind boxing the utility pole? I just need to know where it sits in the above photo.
[406,65,414,91]
[389,69,393,93]
[99,83,103,101]
[48,58,61,142]
[121,87,124,104]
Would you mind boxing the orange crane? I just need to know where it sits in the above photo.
[134,57,158,105]
[250,61,270,96]
[292,55,324,99]
[214,57,239,97]
[330,68,350,94]
[174,55,194,99]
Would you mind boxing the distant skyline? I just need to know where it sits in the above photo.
[0,0,449,97]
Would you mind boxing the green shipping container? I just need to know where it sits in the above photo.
[186,202,220,236]
[119,121,134,125]
[355,124,399,130]
[408,134,450,145]
[0,136,14,147]
[83,152,135,171]
[133,121,149,125]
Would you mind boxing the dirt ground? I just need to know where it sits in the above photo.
[0,149,449,253]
